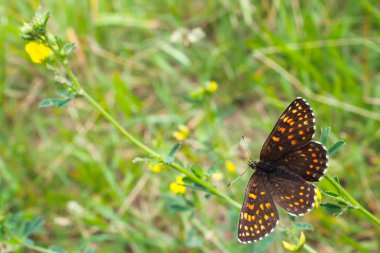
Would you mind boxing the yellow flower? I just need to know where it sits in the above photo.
[169,176,186,194]
[314,187,322,208]
[205,81,218,94]
[172,125,190,141]
[225,160,236,173]
[25,41,52,63]
[148,162,163,173]
[282,232,306,252]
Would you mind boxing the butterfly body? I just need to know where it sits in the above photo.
[253,161,278,174]
[237,97,328,244]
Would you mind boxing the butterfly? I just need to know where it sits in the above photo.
[237,97,329,244]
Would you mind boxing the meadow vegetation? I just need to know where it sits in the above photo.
[1,1,380,252]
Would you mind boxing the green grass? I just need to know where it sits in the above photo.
[1,1,380,252]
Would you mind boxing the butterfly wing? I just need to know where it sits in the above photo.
[276,141,328,182]
[267,167,317,216]
[260,97,315,161]
[237,171,279,243]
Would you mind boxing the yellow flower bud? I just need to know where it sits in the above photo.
[282,232,306,252]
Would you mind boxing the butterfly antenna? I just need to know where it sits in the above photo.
[227,167,248,187]
[241,136,252,159]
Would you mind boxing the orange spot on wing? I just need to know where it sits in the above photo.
[272,136,280,142]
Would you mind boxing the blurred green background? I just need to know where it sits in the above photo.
[2,0,380,252]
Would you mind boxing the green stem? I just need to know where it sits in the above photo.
[57,57,241,209]
[81,90,160,159]
[325,175,380,226]
[81,90,240,209]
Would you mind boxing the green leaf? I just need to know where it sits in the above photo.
[62,43,76,56]
[332,175,341,185]
[39,98,62,108]
[56,98,72,108]
[293,222,314,231]
[164,143,181,164]
[320,202,342,212]
[320,127,330,146]
[168,203,190,212]
[39,98,71,108]
[324,191,340,197]
[328,140,345,156]
[190,165,204,179]
[23,217,44,236]
[182,176,193,184]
